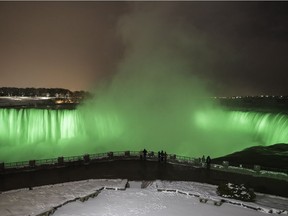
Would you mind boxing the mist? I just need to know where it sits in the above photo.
[79,5,256,157]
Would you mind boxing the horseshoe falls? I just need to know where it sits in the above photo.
[0,108,288,162]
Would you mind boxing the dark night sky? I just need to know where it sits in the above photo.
[0,1,287,96]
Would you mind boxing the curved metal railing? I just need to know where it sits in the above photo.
[0,150,198,170]
[0,151,287,181]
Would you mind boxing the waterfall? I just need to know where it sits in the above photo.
[0,108,84,145]
[227,111,288,145]
[0,108,287,162]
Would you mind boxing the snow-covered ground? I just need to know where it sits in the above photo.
[0,179,287,216]
[0,179,127,216]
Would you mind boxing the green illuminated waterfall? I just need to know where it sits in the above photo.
[0,108,288,162]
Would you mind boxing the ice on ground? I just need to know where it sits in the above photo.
[0,179,127,216]
[152,180,218,197]
[0,179,287,216]
[54,188,273,216]
[152,180,288,214]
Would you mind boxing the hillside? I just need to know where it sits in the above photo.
[213,143,288,170]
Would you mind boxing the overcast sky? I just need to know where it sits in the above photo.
[0,2,287,96]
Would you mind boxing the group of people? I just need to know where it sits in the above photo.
[142,149,211,169]
[141,149,167,163]
[200,155,211,169]
[157,150,167,163]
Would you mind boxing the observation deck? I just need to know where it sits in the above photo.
[0,151,287,198]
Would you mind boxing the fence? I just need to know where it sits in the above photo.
[0,151,198,170]
[1,151,287,181]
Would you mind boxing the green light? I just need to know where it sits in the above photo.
[0,107,288,162]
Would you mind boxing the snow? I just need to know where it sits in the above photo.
[0,179,127,216]
[54,188,263,216]
[153,180,288,214]
[212,164,288,182]
[0,179,287,216]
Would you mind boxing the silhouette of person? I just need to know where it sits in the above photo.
[160,150,164,162]
[158,151,161,162]
[164,151,167,163]
[206,156,211,170]
[201,155,206,167]
[202,155,205,163]
[143,149,147,160]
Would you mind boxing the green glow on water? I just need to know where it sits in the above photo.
[192,110,288,156]
[1,107,288,162]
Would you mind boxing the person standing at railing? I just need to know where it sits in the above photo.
[160,150,164,162]
[206,156,211,170]
[202,155,206,167]
[143,149,147,160]
[158,151,161,162]
[198,157,201,166]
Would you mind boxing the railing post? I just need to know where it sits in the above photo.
[125,151,130,157]
[58,157,64,165]
[223,161,229,169]
[108,152,113,159]
[254,165,261,174]
[83,154,90,163]
[29,160,36,168]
